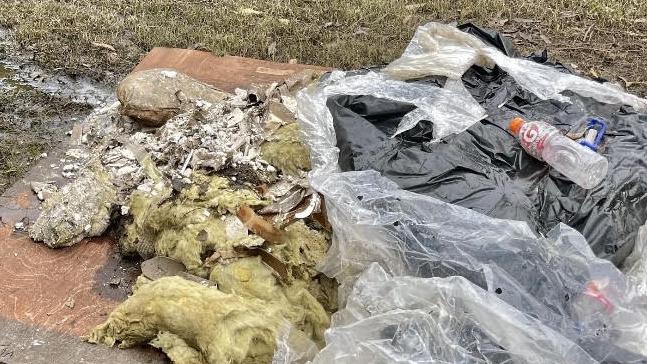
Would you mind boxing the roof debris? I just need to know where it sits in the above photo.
[26,66,332,363]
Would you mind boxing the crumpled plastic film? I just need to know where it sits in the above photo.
[623,221,647,295]
[311,263,598,364]
[297,71,486,142]
[310,170,647,362]
[382,22,493,80]
[383,22,647,111]
[289,22,647,364]
[271,323,320,364]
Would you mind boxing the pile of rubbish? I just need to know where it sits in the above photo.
[28,65,336,363]
[25,22,647,364]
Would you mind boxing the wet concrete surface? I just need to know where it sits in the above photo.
[0,317,167,364]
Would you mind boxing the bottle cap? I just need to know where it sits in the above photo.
[508,117,525,135]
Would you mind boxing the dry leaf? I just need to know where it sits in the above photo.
[405,3,424,11]
[91,42,116,52]
[323,21,341,28]
[619,76,647,88]
[278,18,290,25]
[513,18,540,23]
[492,18,509,26]
[238,8,263,16]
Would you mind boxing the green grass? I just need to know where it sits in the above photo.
[0,86,91,191]
[0,0,645,86]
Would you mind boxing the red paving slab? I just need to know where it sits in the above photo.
[133,48,330,93]
[0,227,124,337]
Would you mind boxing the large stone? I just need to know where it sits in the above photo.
[117,68,230,127]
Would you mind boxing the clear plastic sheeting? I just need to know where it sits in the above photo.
[312,263,598,364]
[291,52,647,362]
[298,71,485,141]
[623,221,647,296]
[383,22,493,80]
[272,323,320,364]
[311,171,647,363]
[383,22,647,111]
[281,22,647,364]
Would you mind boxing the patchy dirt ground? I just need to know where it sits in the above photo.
[0,0,645,193]
[0,30,111,193]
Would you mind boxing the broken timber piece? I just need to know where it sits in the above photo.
[237,205,285,244]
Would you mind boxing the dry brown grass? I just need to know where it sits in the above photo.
[0,0,645,92]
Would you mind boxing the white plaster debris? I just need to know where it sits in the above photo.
[31,79,315,249]
[63,163,81,172]
[131,99,275,179]
[160,70,177,78]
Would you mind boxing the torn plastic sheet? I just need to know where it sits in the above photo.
[383,22,647,112]
[311,263,598,364]
[328,91,647,264]
[272,324,320,364]
[623,220,647,296]
[305,171,647,363]
[298,71,485,140]
[284,33,647,360]
[326,23,647,265]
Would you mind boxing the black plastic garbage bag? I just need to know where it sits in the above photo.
[329,24,647,265]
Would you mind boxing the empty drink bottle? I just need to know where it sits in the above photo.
[508,117,608,189]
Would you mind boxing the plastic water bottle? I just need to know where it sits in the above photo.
[508,118,608,189]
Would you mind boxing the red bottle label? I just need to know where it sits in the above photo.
[519,122,556,160]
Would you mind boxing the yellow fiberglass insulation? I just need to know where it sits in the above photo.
[150,332,207,364]
[277,221,330,282]
[120,174,268,276]
[87,276,285,364]
[209,256,329,346]
[260,123,311,176]
[102,171,338,363]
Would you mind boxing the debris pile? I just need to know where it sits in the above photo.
[20,22,647,364]
[26,65,334,363]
